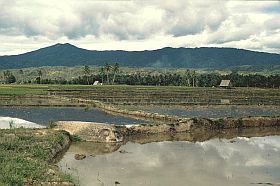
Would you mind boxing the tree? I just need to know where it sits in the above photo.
[185,69,191,87]
[104,63,112,84]
[3,71,16,84]
[99,67,105,83]
[190,70,196,87]
[84,65,90,85]
[112,63,119,84]
[37,69,43,84]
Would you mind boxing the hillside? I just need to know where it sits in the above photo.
[0,43,279,69]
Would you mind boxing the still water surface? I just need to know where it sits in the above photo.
[59,133,280,186]
[0,107,145,125]
[133,105,280,118]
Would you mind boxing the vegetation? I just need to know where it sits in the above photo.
[0,85,47,96]
[1,63,279,88]
[0,43,280,69]
[37,71,280,88]
[3,70,16,84]
[0,128,72,185]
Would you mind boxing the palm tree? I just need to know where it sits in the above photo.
[84,65,90,85]
[99,67,105,83]
[104,63,112,84]
[191,70,196,87]
[185,69,191,87]
[112,63,119,84]
[37,69,43,84]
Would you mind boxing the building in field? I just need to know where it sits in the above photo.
[219,80,232,88]
[93,81,100,85]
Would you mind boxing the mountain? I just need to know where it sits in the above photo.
[0,43,279,69]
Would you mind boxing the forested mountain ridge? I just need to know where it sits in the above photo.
[0,43,279,69]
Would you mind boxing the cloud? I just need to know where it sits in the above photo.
[0,0,280,55]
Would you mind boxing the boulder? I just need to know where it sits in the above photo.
[55,121,124,143]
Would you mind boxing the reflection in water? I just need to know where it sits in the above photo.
[0,116,45,129]
[59,129,280,186]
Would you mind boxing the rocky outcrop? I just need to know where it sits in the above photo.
[55,116,280,143]
[55,121,123,142]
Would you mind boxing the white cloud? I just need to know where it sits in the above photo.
[0,0,280,55]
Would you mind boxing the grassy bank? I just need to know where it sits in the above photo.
[0,128,73,185]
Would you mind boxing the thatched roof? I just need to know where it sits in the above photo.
[220,80,231,87]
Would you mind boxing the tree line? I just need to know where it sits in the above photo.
[1,65,280,88]
[41,66,280,88]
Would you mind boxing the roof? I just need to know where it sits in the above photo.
[220,80,231,87]
[93,81,99,85]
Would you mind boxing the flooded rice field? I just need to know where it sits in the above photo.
[124,105,280,118]
[59,133,280,186]
[0,107,145,126]
[50,87,280,106]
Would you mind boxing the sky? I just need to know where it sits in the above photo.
[0,0,280,55]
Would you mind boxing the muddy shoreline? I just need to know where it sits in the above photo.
[56,116,280,143]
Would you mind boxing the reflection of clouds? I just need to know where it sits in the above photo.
[246,158,271,167]
[198,137,280,168]
[0,117,44,129]
[59,136,280,186]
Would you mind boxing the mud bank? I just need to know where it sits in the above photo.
[60,97,182,123]
[55,116,280,142]
[48,131,71,162]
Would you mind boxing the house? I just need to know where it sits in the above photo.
[93,81,100,85]
[219,80,232,88]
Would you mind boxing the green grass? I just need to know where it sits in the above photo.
[0,84,48,96]
[0,129,73,185]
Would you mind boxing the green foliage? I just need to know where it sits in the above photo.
[9,120,15,129]
[3,70,16,84]
[0,43,280,69]
[70,134,81,142]
[0,129,73,185]
[48,120,57,129]
[0,85,47,96]
[84,65,90,76]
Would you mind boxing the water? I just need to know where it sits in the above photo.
[129,105,280,118]
[59,132,280,186]
[0,117,45,129]
[0,107,146,126]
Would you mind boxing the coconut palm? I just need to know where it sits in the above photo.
[84,65,90,85]
[99,67,105,83]
[104,63,112,84]
[112,63,119,84]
